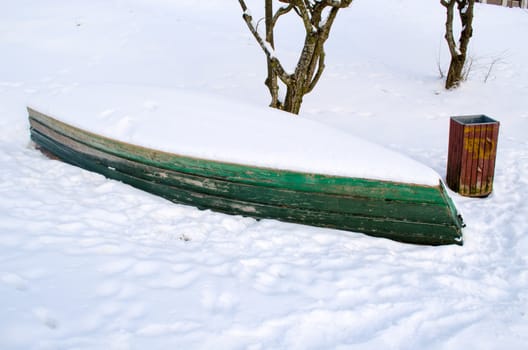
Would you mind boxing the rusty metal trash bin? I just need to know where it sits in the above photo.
[446,115,500,197]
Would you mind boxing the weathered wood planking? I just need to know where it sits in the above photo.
[29,120,458,225]
[29,107,464,245]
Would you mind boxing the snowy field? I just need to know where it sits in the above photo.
[1,0,528,348]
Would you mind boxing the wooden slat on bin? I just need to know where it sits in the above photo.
[447,118,462,192]
[487,122,500,194]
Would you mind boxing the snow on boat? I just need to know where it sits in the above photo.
[27,86,464,245]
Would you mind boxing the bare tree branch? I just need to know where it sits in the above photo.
[306,51,325,93]
[241,0,354,114]
[443,0,458,58]
[324,0,354,8]
[270,4,295,37]
[238,0,292,85]
[294,1,315,33]
[305,7,338,93]
[238,0,248,12]
[281,0,353,8]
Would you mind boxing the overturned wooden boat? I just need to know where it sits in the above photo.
[27,88,463,245]
[28,84,463,245]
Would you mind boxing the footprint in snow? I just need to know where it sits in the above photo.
[143,100,159,112]
[33,308,59,330]
[100,108,117,118]
[358,111,374,118]
[200,286,238,312]
[1,273,28,291]
[97,258,135,275]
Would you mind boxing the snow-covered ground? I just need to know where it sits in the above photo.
[1,0,527,348]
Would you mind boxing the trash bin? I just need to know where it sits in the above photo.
[446,115,500,197]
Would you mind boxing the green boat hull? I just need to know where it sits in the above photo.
[28,107,464,245]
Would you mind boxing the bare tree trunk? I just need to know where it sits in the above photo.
[265,0,281,109]
[284,33,318,114]
[441,0,475,89]
[239,0,352,115]
[446,55,466,89]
